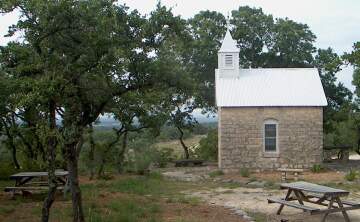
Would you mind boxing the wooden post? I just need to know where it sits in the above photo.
[281,171,287,182]
[335,197,351,222]
[321,198,334,222]
[277,189,293,215]
[294,172,299,181]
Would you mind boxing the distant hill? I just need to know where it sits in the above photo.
[94,112,218,129]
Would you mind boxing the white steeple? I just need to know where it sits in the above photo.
[219,29,240,53]
[217,19,240,78]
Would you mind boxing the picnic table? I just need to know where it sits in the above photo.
[323,145,352,162]
[277,168,304,182]
[174,159,204,167]
[4,170,69,197]
[268,181,360,222]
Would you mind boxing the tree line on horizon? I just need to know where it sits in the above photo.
[0,1,360,222]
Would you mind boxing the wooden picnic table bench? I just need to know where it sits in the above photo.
[324,145,352,162]
[5,170,69,197]
[174,159,204,167]
[268,181,360,222]
[278,168,304,182]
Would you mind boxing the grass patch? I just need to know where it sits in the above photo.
[221,182,243,189]
[240,168,250,177]
[311,164,326,173]
[264,181,279,190]
[345,169,358,182]
[105,199,161,222]
[247,211,267,222]
[108,172,198,197]
[0,205,16,215]
[0,173,224,221]
[166,195,200,205]
[208,170,224,178]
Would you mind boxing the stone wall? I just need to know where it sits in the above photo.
[218,107,323,170]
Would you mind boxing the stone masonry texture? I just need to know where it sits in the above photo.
[218,107,323,170]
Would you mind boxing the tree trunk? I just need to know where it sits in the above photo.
[177,127,190,159]
[88,125,95,180]
[97,159,105,178]
[117,131,128,173]
[1,119,20,169]
[10,138,20,169]
[41,100,58,222]
[66,137,85,222]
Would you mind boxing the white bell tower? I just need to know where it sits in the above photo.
[217,21,240,78]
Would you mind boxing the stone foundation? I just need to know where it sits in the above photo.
[218,107,323,170]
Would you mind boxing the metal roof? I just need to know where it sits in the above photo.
[215,68,328,107]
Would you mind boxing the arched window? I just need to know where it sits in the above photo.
[263,119,278,153]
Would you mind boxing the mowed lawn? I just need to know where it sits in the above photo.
[0,173,245,222]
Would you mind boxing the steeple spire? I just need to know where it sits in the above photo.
[217,15,240,77]
[226,12,230,29]
[219,27,239,53]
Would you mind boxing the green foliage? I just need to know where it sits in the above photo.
[231,6,274,68]
[194,129,218,161]
[240,168,250,178]
[0,163,17,180]
[345,169,358,182]
[208,170,224,178]
[157,125,191,141]
[154,147,175,168]
[311,164,325,173]
[344,42,360,97]
[105,199,160,222]
[124,134,158,175]
[315,48,353,133]
[271,18,316,67]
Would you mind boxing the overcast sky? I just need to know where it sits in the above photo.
[1,0,359,90]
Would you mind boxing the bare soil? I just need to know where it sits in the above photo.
[220,171,346,184]
[187,186,360,222]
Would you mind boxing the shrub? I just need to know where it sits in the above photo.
[311,164,325,173]
[0,164,17,180]
[240,168,250,177]
[134,152,152,175]
[154,148,174,168]
[345,169,358,181]
[209,170,224,178]
[194,129,218,161]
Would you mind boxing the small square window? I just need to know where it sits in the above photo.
[225,55,233,67]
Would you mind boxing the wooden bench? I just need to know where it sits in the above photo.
[4,186,65,197]
[307,193,360,207]
[268,198,320,213]
[174,159,204,167]
[278,168,304,182]
[269,181,360,222]
[5,171,69,198]
[324,145,351,162]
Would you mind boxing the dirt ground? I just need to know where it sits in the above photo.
[161,158,360,222]
[186,186,360,222]
[221,170,346,184]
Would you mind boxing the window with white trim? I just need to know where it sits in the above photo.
[264,120,278,152]
[224,54,233,68]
